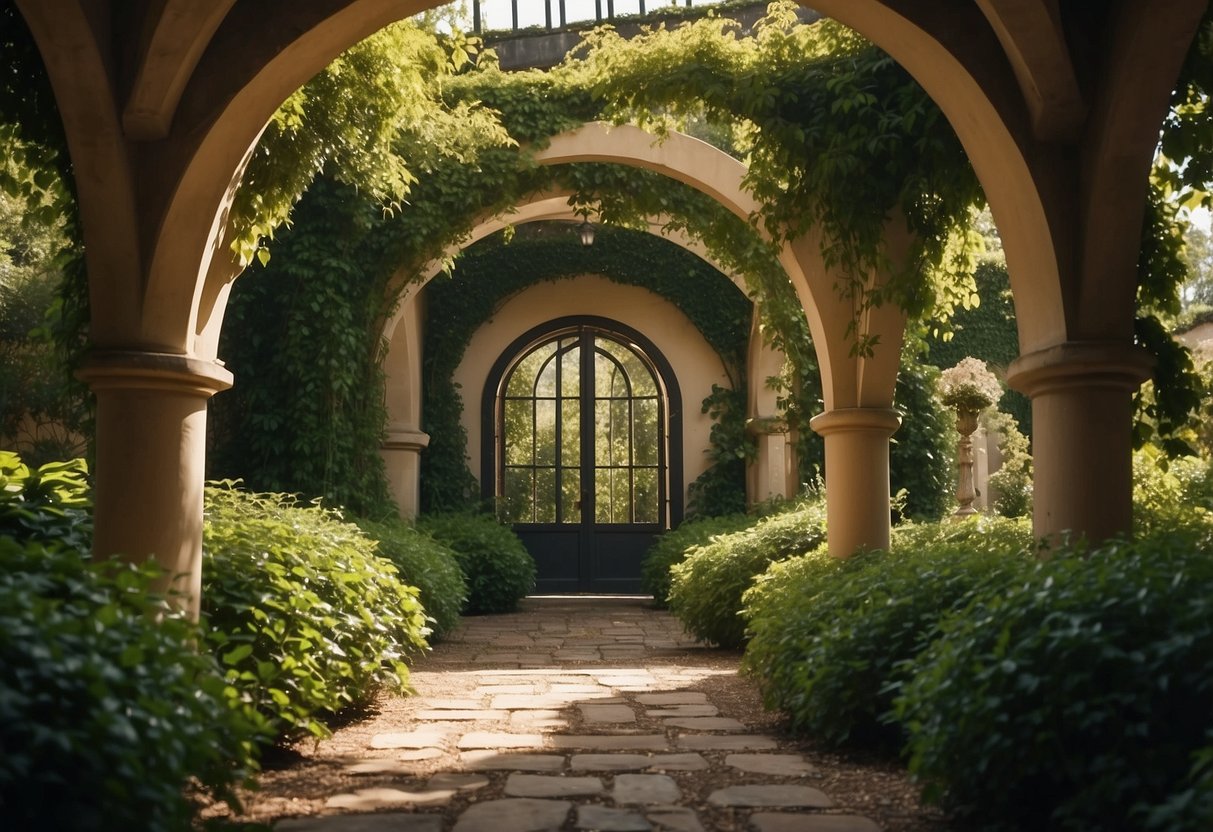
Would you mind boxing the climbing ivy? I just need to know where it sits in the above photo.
[209,179,395,515]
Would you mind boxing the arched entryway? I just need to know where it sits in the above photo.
[482,316,683,593]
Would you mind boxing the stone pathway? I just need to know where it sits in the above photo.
[238,597,936,832]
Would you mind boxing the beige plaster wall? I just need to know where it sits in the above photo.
[450,274,731,509]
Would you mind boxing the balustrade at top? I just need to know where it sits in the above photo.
[472,0,714,33]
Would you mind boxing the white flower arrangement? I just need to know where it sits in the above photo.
[938,357,1003,412]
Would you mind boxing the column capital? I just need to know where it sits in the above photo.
[77,350,233,397]
[384,427,431,452]
[1007,341,1153,398]
[809,407,901,438]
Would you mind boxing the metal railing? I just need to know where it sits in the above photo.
[472,1,718,34]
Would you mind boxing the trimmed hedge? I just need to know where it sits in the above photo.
[356,516,468,638]
[202,484,429,740]
[0,455,259,830]
[742,515,1033,747]
[895,529,1213,831]
[417,511,536,614]
[668,498,827,648]
[641,513,752,608]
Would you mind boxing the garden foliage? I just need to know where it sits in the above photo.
[0,454,260,830]
[202,483,429,740]
[668,496,826,648]
[895,529,1213,831]
[417,511,536,614]
[742,516,1033,747]
[356,516,468,638]
[641,512,753,608]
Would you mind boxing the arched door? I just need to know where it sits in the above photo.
[484,317,682,593]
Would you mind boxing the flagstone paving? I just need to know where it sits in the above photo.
[218,597,948,831]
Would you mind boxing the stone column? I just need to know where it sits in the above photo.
[810,407,901,558]
[1007,341,1153,546]
[746,416,797,504]
[382,426,431,520]
[78,351,233,620]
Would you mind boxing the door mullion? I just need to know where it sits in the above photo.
[579,329,595,589]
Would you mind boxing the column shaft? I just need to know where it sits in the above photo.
[78,351,232,619]
[810,407,901,558]
[1008,341,1153,546]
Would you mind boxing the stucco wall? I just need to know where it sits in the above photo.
[452,274,731,509]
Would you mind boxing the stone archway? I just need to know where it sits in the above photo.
[14,2,1207,613]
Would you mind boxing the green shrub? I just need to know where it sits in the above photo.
[742,515,1033,747]
[202,484,428,740]
[641,513,752,608]
[1133,446,1213,535]
[417,511,536,614]
[982,409,1032,518]
[0,538,261,831]
[0,450,92,554]
[668,497,826,648]
[890,350,956,521]
[356,516,468,638]
[894,530,1213,831]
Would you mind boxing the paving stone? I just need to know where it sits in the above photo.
[550,734,669,751]
[398,748,445,761]
[646,808,705,832]
[342,758,424,775]
[663,717,746,731]
[369,730,449,749]
[417,709,508,721]
[580,703,637,723]
[644,704,719,718]
[647,753,710,771]
[551,683,613,694]
[457,732,545,749]
[277,814,443,832]
[726,754,818,777]
[451,798,572,832]
[749,814,882,832]
[510,709,569,729]
[575,805,652,831]
[634,693,709,706]
[492,694,604,709]
[504,773,604,797]
[324,787,456,810]
[707,785,834,808]
[570,753,654,771]
[427,772,490,792]
[459,751,566,771]
[613,773,682,804]
[597,675,657,687]
[676,734,778,751]
[475,685,536,695]
[421,698,484,709]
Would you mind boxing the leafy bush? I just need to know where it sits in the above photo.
[668,497,826,648]
[890,351,955,521]
[894,530,1213,831]
[742,515,1033,747]
[1133,446,1213,535]
[417,511,535,614]
[982,409,1032,518]
[641,512,752,608]
[202,484,428,740]
[356,516,468,638]
[0,450,91,553]
[0,537,261,831]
